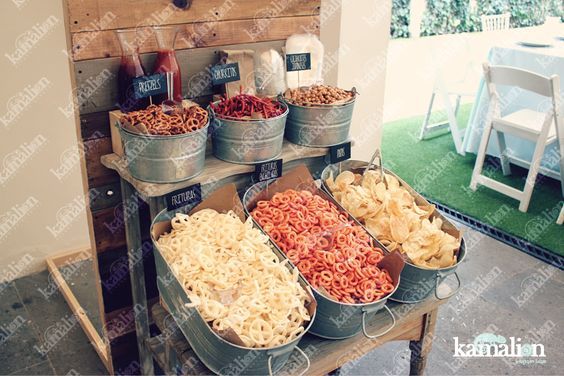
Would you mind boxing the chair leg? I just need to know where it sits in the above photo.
[495,130,511,175]
[557,135,564,198]
[439,88,464,155]
[470,120,494,191]
[420,92,436,141]
[454,95,461,117]
[557,205,564,225]
[519,140,548,212]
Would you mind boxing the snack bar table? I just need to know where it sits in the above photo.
[148,285,453,376]
[100,141,330,375]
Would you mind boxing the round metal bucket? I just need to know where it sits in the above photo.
[321,160,465,304]
[209,101,288,164]
[151,206,315,376]
[243,179,399,340]
[283,97,355,147]
[116,121,209,183]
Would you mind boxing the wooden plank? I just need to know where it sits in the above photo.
[97,243,158,313]
[74,40,284,114]
[84,137,118,187]
[71,15,319,60]
[81,111,111,140]
[67,0,320,32]
[150,288,451,376]
[45,253,111,371]
[91,200,151,254]
[61,1,115,372]
[89,181,122,211]
[101,141,330,197]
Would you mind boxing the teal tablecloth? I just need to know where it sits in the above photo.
[462,42,564,178]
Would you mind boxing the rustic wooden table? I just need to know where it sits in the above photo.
[147,284,452,376]
[101,142,330,375]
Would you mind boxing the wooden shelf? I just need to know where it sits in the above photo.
[100,140,329,198]
[148,284,452,375]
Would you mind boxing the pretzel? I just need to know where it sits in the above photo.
[121,104,209,136]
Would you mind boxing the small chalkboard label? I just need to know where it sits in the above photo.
[329,141,351,164]
[165,183,202,211]
[254,159,283,182]
[211,63,241,85]
[133,73,167,99]
[286,53,311,72]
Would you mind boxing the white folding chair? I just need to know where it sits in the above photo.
[557,204,564,225]
[470,63,564,212]
[481,13,511,32]
[419,71,472,155]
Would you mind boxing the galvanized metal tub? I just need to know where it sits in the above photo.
[116,121,209,183]
[321,160,465,304]
[209,101,288,164]
[282,96,355,147]
[243,178,401,340]
[151,205,315,375]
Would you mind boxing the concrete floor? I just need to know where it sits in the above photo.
[0,223,562,375]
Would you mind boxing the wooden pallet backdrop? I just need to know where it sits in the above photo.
[63,0,321,373]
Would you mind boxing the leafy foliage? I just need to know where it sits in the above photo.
[390,0,559,38]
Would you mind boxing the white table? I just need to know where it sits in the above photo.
[462,38,564,179]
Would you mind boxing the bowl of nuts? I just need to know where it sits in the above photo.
[282,85,356,147]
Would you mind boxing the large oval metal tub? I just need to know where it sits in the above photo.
[243,177,403,340]
[209,101,288,164]
[283,98,355,147]
[117,121,209,183]
[151,201,316,375]
[321,160,466,304]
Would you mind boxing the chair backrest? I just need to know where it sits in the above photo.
[481,13,510,32]
[482,63,558,98]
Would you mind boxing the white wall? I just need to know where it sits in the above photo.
[0,0,90,281]
[322,0,392,160]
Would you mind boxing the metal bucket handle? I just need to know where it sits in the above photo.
[435,270,461,300]
[361,305,396,339]
[267,346,310,376]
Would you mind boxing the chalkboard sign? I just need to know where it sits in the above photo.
[133,73,167,99]
[165,183,202,211]
[253,159,283,182]
[328,141,351,164]
[211,63,241,85]
[286,53,311,72]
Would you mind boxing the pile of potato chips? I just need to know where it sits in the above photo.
[326,170,460,269]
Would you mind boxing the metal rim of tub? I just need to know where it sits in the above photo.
[242,179,399,340]
[320,160,465,302]
[150,206,315,375]
[281,95,356,110]
[117,120,210,139]
[208,99,289,124]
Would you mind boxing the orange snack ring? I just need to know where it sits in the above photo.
[250,189,393,304]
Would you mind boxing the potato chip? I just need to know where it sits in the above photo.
[326,170,460,269]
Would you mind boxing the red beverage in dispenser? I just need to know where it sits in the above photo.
[152,26,182,104]
[116,29,149,112]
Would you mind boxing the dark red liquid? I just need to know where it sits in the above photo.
[118,54,149,112]
[153,49,182,104]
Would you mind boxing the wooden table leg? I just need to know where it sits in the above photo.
[409,308,439,376]
[121,179,154,376]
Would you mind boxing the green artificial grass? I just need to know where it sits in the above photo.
[381,104,564,257]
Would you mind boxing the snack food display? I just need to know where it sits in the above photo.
[326,170,460,269]
[210,93,285,120]
[156,209,312,348]
[251,189,394,304]
[120,104,208,136]
[285,85,354,106]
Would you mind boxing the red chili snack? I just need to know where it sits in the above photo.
[251,189,394,304]
[211,93,285,120]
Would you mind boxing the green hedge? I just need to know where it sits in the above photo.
[390,0,558,38]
